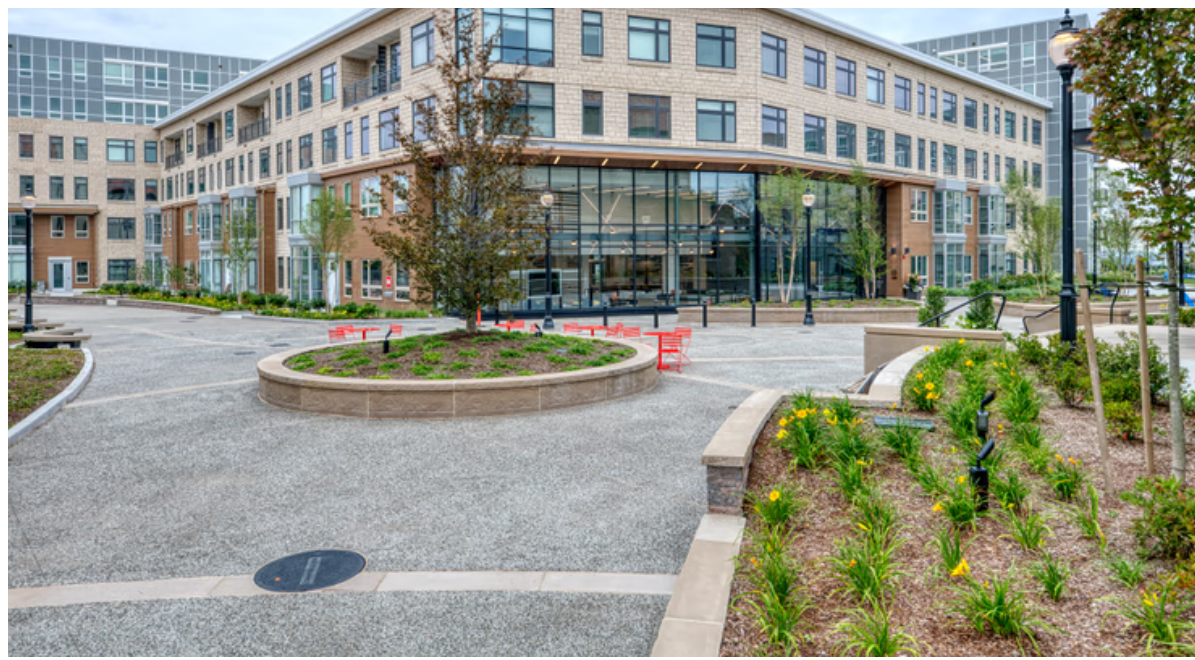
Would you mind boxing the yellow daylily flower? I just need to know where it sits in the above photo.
[916,373,925,380]
[776,430,788,440]
[850,559,857,568]
[965,360,974,368]
[957,475,968,484]
[926,383,935,391]
[858,523,871,532]
[1055,454,1064,462]
[796,410,808,420]
[951,558,971,577]
[769,490,781,502]
[933,502,943,512]
[779,418,789,427]
[958,339,966,345]
[997,424,1005,432]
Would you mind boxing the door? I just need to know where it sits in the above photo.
[49,258,71,294]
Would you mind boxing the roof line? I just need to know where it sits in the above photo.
[903,13,1091,46]
[771,9,1053,110]
[7,32,267,64]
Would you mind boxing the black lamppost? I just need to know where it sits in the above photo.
[802,186,816,326]
[1050,9,1081,346]
[21,195,36,333]
[540,190,555,330]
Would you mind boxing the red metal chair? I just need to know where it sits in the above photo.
[389,324,403,337]
[510,320,525,331]
[674,327,693,365]
[658,334,684,373]
[563,322,581,335]
[620,327,641,340]
[328,328,348,344]
[604,323,625,338]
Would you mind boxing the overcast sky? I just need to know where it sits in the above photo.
[7,8,1108,61]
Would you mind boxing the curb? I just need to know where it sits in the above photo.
[8,348,94,448]
[650,514,745,657]
[701,389,785,515]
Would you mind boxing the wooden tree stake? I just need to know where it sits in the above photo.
[1076,250,1112,496]
[1137,257,1155,475]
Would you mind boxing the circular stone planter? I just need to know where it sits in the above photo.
[257,337,659,419]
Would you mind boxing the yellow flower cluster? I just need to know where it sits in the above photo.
[769,490,781,502]
[951,558,971,577]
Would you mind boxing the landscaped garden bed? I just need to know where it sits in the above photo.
[283,331,635,380]
[8,348,85,428]
[720,337,1195,657]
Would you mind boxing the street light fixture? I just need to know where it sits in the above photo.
[540,190,555,330]
[21,195,36,334]
[802,186,816,327]
[1050,9,1080,347]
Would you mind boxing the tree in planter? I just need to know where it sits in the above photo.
[1093,167,1138,282]
[303,190,355,313]
[1072,8,1195,482]
[759,168,812,305]
[1006,170,1063,299]
[222,204,259,305]
[165,264,196,293]
[367,10,544,333]
[834,163,887,300]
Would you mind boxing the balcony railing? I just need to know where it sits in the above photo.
[197,138,222,159]
[238,118,271,145]
[343,69,401,108]
[165,152,185,170]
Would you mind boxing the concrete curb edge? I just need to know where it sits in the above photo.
[8,348,94,448]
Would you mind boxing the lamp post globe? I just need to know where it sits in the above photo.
[541,191,555,330]
[21,195,36,334]
[802,186,816,327]
[1051,9,1080,347]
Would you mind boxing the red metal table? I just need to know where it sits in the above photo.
[495,322,519,332]
[352,327,380,341]
[644,331,678,370]
[577,325,607,337]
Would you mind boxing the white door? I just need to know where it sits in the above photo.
[48,258,72,294]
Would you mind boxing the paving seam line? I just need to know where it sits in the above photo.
[9,348,93,448]
[69,378,259,408]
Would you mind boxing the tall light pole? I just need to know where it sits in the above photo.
[21,195,37,334]
[802,186,816,327]
[1050,9,1081,347]
[540,190,555,330]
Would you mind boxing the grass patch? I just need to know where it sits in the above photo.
[7,348,85,428]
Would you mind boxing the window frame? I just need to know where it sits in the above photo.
[803,114,826,154]
[628,16,670,63]
[696,24,736,69]
[483,8,555,66]
[942,91,958,124]
[321,63,337,103]
[106,139,136,163]
[107,217,136,241]
[762,33,786,78]
[895,134,912,168]
[582,11,604,57]
[866,67,885,105]
[866,127,885,164]
[894,76,912,111]
[75,216,89,239]
[582,90,603,136]
[298,75,313,111]
[695,99,736,143]
[836,57,856,97]
[836,121,856,160]
[628,94,671,140]
[803,47,826,88]
[412,18,434,68]
[762,105,787,149]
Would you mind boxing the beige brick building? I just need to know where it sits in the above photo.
[9,8,1049,311]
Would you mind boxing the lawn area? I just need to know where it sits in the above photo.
[9,330,23,343]
[8,348,85,428]
[721,338,1195,656]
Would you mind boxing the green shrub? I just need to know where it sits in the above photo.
[919,286,947,324]
[1068,483,1106,550]
[421,351,443,365]
[957,279,997,330]
[928,524,971,579]
[878,418,923,466]
[999,503,1052,551]
[448,361,472,371]
[1108,576,1195,654]
[990,471,1030,511]
[499,349,525,359]
[834,605,919,657]
[1107,556,1148,588]
[748,484,806,530]
[1120,477,1195,559]
[1047,454,1086,500]
[830,532,904,604]
[936,475,981,528]
[411,364,435,377]
[905,366,945,412]
[999,374,1043,424]
[1029,552,1071,602]
[946,572,1058,653]
[1105,399,1144,441]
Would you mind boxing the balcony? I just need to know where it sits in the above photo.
[238,118,271,145]
[165,152,185,170]
[197,138,222,159]
[343,69,401,108]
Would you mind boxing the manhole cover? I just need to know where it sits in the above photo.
[186,316,203,320]
[254,550,366,593]
[270,343,290,348]
[417,326,436,331]
[233,351,255,356]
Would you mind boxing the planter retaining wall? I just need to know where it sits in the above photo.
[863,325,1006,373]
[679,305,918,325]
[10,294,222,316]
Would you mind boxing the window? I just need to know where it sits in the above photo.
[583,91,603,136]
[804,114,826,154]
[104,101,135,123]
[983,103,990,132]
[833,121,858,160]
[362,259,384,299]
[260,148,270,178]
[48,98,62,120]
[322,127,338,164]
[107,218,136,240]
[50,178,64,201]
[224,110,234,140]
[47,57,61,80]
[74,99,87,121]
[343,182,351,205]
[513,82,555,137]
[965,149,977,179]
[343,260,353,298]
[186,128,194,154]
[276,88,283,120]
[166,178,173,201]
[298,75,313,111]
[696,100,735,142]
[1023,116,1029,143]
[73,59,86,81]
[930,87,938,119]
[107,139,135,162]
[75,216,89,239]
[895,134,911,168]
[360,177,381,217]
[1005,111,1016,139]
[182,71,210,91]
[104,62,134,85]
[19,134,33,159]
[1022,42,1036,65]
[73,261,89,284]
[145,66,168,88]
[1032,163,1043,189]
[345,121,353,159]
[762,34,786,78]
[942,92,957,123]
[866,128,884,164]
[484,8,555,66]
[20,176,34,197]
[628,16,670,62]
[803,47,825,88]
[144,179,158,203]
[18,53,31,77]
[629,94,670,139]
[413,19,435,68]
[697,24,736,69]
[964,99,978,129]
[314,64,335,104]
[18,95,32,118]
[762,105,786,148]
[48,217,67,241]
[108,178,135,202]
[895,76,912,111]
[918,83,926,114]
[285,83,293,117]
[414,97,436,142]
[943,145,958,176]
[917,139,926,171]
[995,155,1001,183]
[836,58,856,96]
[107,259,136,282]
[298,134,313,170]
[1032,119,1043,146]
[866,67,885,104]
[582,11,603,57]
[911,189,929,223]
[983,153,990,180]
[47,136,65,161]
[286,141,293,173]
[361,117,371,155]
[185,210,194,235]
[74,177,88,201]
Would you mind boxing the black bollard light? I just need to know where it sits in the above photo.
[602,303,609,328]
[970,391,997,512]
[702,301,708,328]
[653,304,659,329]
[382,328,393,355]
[751,300,757,328]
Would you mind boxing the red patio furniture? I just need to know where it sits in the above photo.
[563,322,581,335]
[620,327,641,340]
[328,328,348,343]
[658,334,684,372]
[389,324,403,337]
[674,327,693,365]
[604,323,625,338]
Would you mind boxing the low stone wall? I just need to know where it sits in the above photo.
[1003,300,1167,333]
[679,305,919,325]
[863,325,1006,373]
[257,338,658,419]
[700,389,786,515]
[10,294,222,316]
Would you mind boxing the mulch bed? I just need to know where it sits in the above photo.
[284,330,635,380]
[8,348,85,428]
[720,395,1195,657]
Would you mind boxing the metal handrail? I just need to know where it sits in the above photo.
[165,152,184,170]
[343,69,401,108]
[197,138,222,159]
[919,292,1007,330]
[238,118,271,145]
[1021,303,1061,335]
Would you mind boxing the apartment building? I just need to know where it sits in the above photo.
[906,14,1094,274]
[10,8,1049,311]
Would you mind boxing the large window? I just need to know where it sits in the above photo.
[964,98,978,128]
[762,105,786,148]
[1032,163,1043,189]
[804,114,826,154]
[762,33,786,78]
[414,97,436,142]
[918,83,926,115]
[911,189,929,223]
[696,100,735,143]
[629,95,670,139]
[107,139,135,162]
[513,82,555,137]
[943,144,958,176]
[866,128,885,164]
[107,218,136,240]
[866,67,885,104]
[413,19,435,68]
[930,88,938,119]
[145,179,159,202]
[298,75,313,111]
[50,216,65,239]
[48,57,61,80]
[108,259,136,282]
[483,8,555,66]
[108,178,135,202]
[104,101,135,124]
[298,134,313,170]
[322,127,337,164]
[918,139,926,171]
[895,134,911,168]
[182,71,210,92]
[930,141,938,173]
[1005,111,1016,139]
[49,177,64,201]
[895,76,912,111]
[837,122,856,159]
[362,259,384,300]
[933,190,967,236]
[628,17,670,62]
[49,136,64,160]
[942,92,958,123]
[696,24,735,69]
[344,121,353,159]
[836,58,856,96]
[144,141,158,163]
[104,62,134,85]
[380,108,399,150]
[321,64,337,102]
[74,177,88,201]
[965,149,977,179]
[360,177,382,218]
[75,216,89,239]
[583,91,603,136]
[74,137,88,161]
[582,11,603,57]
[19,134,33,159]
[803,47,825,88]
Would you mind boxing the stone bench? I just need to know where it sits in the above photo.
[23,328,89,349]
[8,320,64,331]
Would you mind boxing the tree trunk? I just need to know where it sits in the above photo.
[1166,246,1187,483]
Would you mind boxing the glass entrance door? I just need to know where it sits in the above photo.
[49,258,71,293]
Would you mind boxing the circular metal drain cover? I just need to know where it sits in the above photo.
[417,326,436,332]
[270,343,290,348]
[254,550,366,593]
[233,351,255,356]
